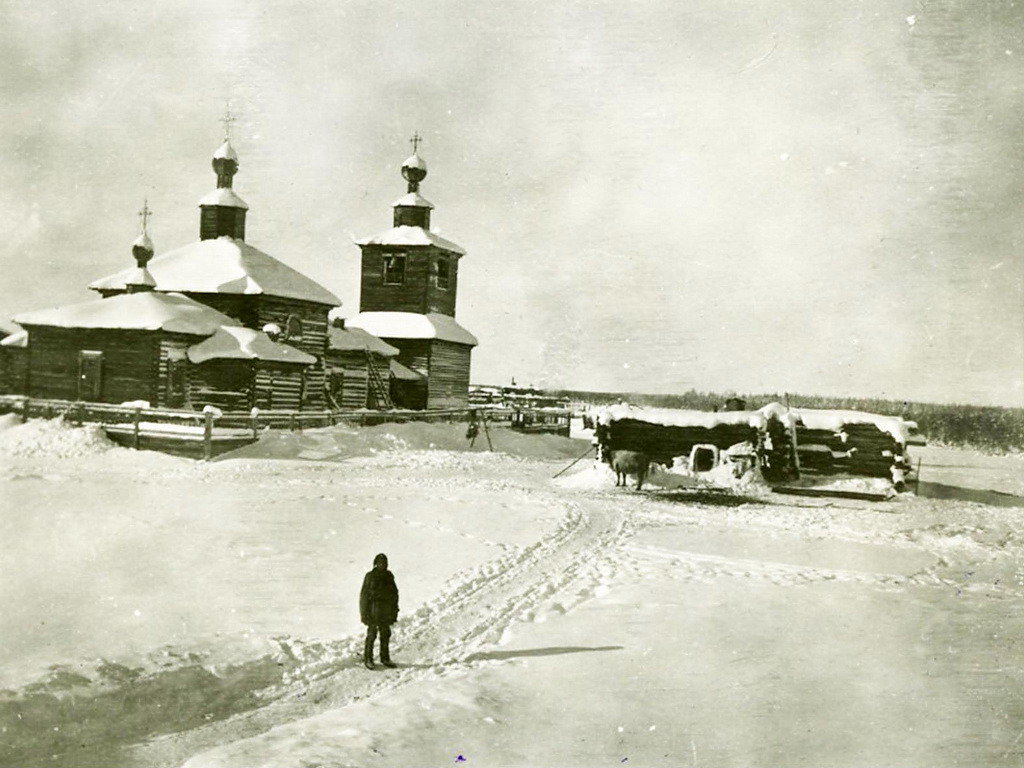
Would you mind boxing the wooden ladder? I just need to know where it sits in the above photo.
[365,350,394,410]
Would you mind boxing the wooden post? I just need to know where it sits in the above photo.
[204,411,214,461]
[22,398,29,423]
[133,408,141,450]
[251,412,259,440]
[915,457,922,495]
[76,402,84,426]
[289,412,297,432]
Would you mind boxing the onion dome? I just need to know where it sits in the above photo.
[401,153,428,192]
[212,140,240,188]
[132,232,154,267]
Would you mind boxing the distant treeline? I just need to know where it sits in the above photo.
[549,388,1024,453]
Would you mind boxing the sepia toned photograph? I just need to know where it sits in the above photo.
[1,1,1022,766]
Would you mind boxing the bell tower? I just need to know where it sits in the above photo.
[198,108,248,240]
[356,135,464,317]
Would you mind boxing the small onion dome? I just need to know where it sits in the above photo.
[132,232,154,266]
[401,152,428,185]
[213,140,238,162]
[212,140,239,181]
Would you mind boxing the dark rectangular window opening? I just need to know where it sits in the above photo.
[435,257,450,290]
[383,254,407,285]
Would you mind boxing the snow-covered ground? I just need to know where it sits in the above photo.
[1,417,1023,767]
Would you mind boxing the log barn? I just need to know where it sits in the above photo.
[348,143,477,409]
[0,327,28,396]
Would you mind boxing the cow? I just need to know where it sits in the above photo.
[611,450,650,490]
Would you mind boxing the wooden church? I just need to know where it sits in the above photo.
[348,139,478,409]
[2,127,479,413]
[10,133,341,411]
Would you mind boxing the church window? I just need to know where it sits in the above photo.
[435,257,450,290]
[383,253,406,285]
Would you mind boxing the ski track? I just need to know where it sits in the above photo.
[9,451,1017,767]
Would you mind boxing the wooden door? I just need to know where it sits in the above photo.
[78,350,103,401]
[166,358,187,408]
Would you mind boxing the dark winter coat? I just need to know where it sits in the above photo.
[360,554,399,626]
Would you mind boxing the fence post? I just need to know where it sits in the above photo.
[22,398,29,423]
[133,408,141,450]
[289,412,296,432]
[76,402,84,426]
[204,411,214,461]
[251,412,259,440]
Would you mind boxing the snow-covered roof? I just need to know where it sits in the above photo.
[327,325,399,356]
[187,326,316,365]
[759,403,914,444]
[89,236,340,306]
[392,192,434,209]
[597,404,767,430]
[348,311,478,346]
[213,140,238,161]
[390,359,422,380]
[0,330,27,348]
[198,188,249,210]
[356,225,465,255]
[14,291,236,335]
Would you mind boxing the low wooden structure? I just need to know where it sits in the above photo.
[597,402,915,487]
[509,407,572,437]
[325,321,400,409]
[0,329,28,395]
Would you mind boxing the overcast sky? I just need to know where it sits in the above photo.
[1,0,1021,406]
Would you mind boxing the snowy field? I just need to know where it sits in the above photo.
[1,416,1023,767]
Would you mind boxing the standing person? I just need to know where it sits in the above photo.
[360,553,399,669]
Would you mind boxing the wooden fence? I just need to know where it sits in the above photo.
[0,395,555,459]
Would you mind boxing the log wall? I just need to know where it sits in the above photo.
[359,246,459,317]
[187,359,254,411]
[0,347,28,395]
[425,339,472,409]
[21,326,161,404]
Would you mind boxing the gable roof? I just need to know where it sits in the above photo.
[355,225,465,255]
[88,236,340,306]
[187,326,316,365]
[348,311,478,346]
[14,291,236,335]
[327,325,399,357]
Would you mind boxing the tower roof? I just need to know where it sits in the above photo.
[198,187,249,210]
[355,225,465,255]
[213,140,238,162]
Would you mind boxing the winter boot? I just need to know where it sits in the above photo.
[381,633,396,668]
[364,635,375,670]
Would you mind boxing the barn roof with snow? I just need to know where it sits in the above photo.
[348,311,478,346]
[89,237,340,306]
[187,326,316,364]
[14,291,237,335]
[327,324,400,356]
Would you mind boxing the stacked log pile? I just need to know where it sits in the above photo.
[790,412,913,484]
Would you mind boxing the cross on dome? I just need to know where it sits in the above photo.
[409,132,423,153]
[137,198,153,234]
[220,104,237,141]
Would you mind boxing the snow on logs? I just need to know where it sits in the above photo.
[595,402,916,485]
